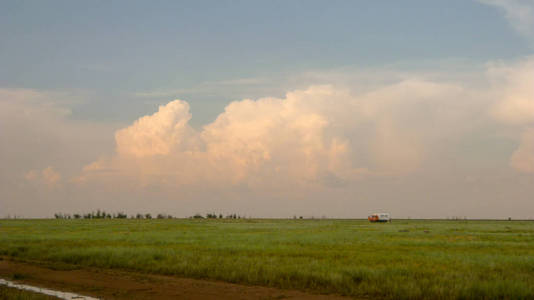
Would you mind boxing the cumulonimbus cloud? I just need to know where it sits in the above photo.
[3,57,534,217]
[78,80,473,190]
[71,55,534,202]
[489,56,534,172]
[79,86,366,188]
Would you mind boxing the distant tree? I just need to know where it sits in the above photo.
[73,214,81,219]
[145,213,152,219]
[136,213,144,219]
[193,214,204,219]
[116,212,127,219]
[157,213,166,219]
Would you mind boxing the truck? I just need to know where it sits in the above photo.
[368,213,391,223]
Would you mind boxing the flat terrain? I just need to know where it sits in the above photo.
[0,219,533,299]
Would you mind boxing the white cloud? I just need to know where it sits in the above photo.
[81,86,364,188]
[25,166,62,188]
[510,128,534,172]
[488,57,534,172]
[115,100,199,157]
[490,56,534,124]
[80,81,473,190]
[479,0,534,43]
[0,88,119,217]
[4,57,534,217]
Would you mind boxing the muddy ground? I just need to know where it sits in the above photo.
[0,259,351,299]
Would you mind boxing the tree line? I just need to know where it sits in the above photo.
[53,210,172,219]
[53,211,247,219]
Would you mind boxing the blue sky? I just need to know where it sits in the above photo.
[1,1,534,218]
[1,1,531,124]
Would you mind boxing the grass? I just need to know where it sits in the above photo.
[1,219,533,299]
[0,286,58,300]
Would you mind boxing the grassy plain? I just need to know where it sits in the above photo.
[0,219,533,299]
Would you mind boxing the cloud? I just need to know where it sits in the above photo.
[478,0,534,43]
[490,56,534,124]
[4,58,534,217]
[81,86,363,188]
[25,166,62,188]
[80,81,473,191]
[115,100,199,157]
[0,88,119,217]
[488,56,534,172]
[2,57,534,218]
[0,89,117,176]
[510,128,534,172]
[73,73,534,219]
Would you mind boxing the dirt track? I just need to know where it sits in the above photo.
[0,259,351,300]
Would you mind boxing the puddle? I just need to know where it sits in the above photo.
[0,278,99,300]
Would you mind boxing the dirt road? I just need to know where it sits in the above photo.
[0,259,351,300]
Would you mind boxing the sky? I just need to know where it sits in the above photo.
[1,0,534,218]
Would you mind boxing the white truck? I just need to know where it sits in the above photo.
[368,213,391,222]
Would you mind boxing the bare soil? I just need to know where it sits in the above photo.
[0,259,351,300]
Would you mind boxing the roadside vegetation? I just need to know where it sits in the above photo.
[1,219,533,299]
[0,286,58,300]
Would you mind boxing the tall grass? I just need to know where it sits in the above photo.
[1,219,533,299]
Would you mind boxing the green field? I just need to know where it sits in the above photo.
[1,219,533,299]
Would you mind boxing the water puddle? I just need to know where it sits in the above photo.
[0,278,99,300]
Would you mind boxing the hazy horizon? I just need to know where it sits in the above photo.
[1,1,534,219]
